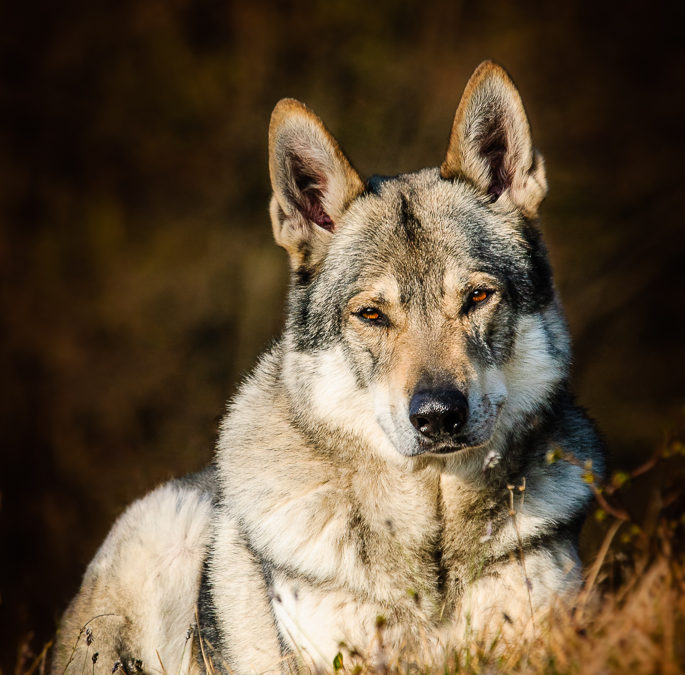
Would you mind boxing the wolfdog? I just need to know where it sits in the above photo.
[53,62,604,673]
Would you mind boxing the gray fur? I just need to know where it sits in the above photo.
[53,62,604,674]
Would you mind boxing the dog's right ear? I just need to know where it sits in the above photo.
[269,99,364,273]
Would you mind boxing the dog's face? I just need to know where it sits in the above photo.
[269,63,569,460]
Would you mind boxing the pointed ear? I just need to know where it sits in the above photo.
[268,99,364,271]
[440,61,547,218]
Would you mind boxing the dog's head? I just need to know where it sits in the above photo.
[268,62,569,463]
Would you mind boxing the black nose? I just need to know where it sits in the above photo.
[409,389,468,440]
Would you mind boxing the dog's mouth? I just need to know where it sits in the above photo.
[427,444,469,455]
[383,427,494,458]
[415,438,478,455]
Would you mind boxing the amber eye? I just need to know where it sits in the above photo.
[464,288,494,314]
[471,289,489,303]
[355,307,388,325]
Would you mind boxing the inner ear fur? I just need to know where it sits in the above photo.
[268,99,364,270]
[440,61,547,219]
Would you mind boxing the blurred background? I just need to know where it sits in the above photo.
[1,0,683,669]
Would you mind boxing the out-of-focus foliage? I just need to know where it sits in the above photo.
[0,0,683,668]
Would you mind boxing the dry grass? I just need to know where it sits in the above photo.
[435,532,685,675]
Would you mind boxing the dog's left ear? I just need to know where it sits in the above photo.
[441,61,547,219]
[269,99,364,271]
